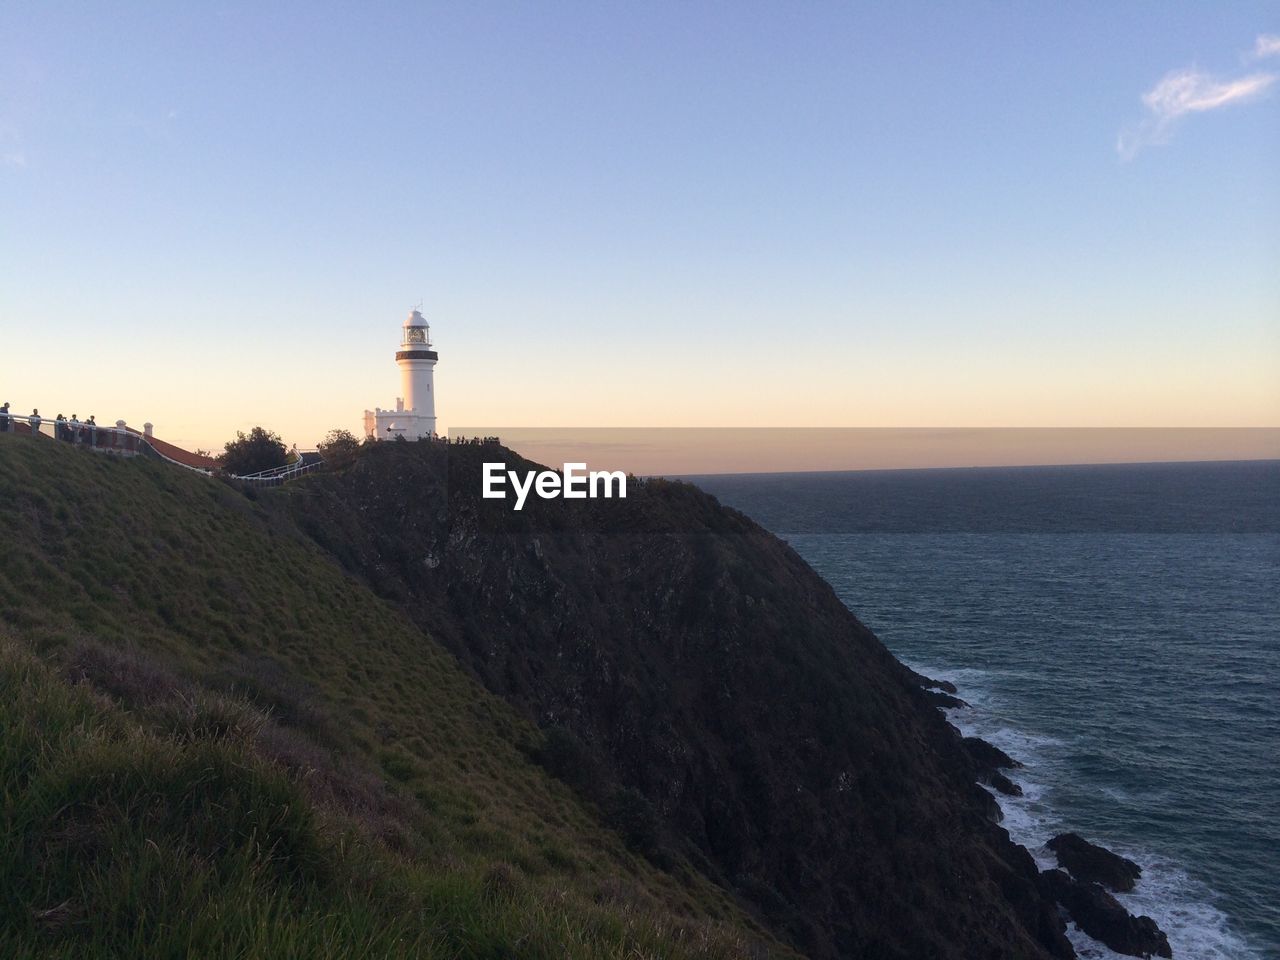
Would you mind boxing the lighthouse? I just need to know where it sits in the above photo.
[363,308,439,441]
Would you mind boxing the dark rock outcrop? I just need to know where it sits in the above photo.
[963,736,1024,796]
[1048,832,1142,892]
[282,441,1078,959]
[1043,869,1171,958]
[963,736,1022,771]
[908,670,959,695]
[924,689,969,709]
[988,771,1023,797]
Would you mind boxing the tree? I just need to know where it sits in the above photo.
[219,426,288,476]
[317,428,362,467]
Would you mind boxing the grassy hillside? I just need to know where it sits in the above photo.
[0,436,786,959]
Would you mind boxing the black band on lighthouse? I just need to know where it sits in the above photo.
[395,350,438,361]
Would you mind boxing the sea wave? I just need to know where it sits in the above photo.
[907,660,1263,960]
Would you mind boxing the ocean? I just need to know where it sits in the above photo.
[692,460,1280,960]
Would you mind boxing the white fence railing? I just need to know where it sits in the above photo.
[0,413,144,452]
[232,455,325,486]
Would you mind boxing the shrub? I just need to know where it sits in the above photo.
[318,429,362,468]
[219,426,288,476]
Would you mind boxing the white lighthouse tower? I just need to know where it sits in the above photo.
[363,308,439,441]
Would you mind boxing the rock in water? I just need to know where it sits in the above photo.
[963,736,1024,796]
[1048,832,1142,892]
[1042,869,1172,958]
[988,770,1024,797]
[963,736,1023,771]
[924,688,968,709]
[908,669,959,694]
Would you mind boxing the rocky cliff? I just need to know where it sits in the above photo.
[280,439,1075,959]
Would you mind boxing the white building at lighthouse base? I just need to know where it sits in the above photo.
[362,400,437,441]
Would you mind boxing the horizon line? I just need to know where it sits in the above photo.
[667,455,1280,480]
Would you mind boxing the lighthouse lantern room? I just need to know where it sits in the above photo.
[363,308,439,441]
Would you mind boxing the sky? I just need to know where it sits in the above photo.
[2,2,1278,456]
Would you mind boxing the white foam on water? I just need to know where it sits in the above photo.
[905,660,1265,960]
[1113,858,1259,960]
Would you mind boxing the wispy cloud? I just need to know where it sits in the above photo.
[1144,68,1274,118]
[1118,35,1278,160]
[1251,34,1280,60]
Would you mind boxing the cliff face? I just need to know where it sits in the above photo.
[281,440,1074,959]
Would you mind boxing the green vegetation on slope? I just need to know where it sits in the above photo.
[0,436,785,959]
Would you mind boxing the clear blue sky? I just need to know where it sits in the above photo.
[2,2,1277,450]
